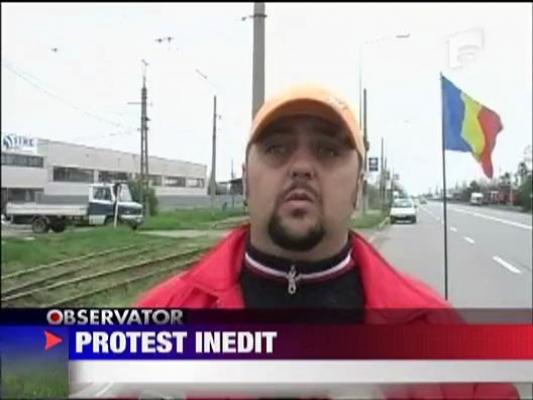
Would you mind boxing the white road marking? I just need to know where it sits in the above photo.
[464,236,475,244]
[450,227,458,232]
[419,207,436,219]
[449,207,532,231]
[493,256,522,274]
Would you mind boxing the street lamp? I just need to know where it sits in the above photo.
[358,32,410,139]
[195,69,222,211]
[195,68,221,95]
[358,32,410,214]
[358,32,411,122]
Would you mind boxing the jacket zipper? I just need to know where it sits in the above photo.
[288,265,298,295]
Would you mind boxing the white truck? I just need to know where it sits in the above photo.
[4,182,143,234]
[470,192,485,206]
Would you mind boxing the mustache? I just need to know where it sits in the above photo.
[278,181,321,204]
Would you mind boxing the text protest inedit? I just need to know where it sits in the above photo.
[45,309,278,358]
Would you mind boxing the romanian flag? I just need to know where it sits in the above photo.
[441,74,503,178]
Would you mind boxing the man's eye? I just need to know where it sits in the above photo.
[265,144,288,156]
[317,145,340,158]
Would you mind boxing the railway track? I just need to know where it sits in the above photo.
[1,244,210,307]
[2,244,137,281]
[2,243,178,297]
[44,256,199,307]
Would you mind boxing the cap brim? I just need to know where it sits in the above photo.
[250,98,357,149]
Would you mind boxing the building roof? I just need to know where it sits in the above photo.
[36,137,206,168]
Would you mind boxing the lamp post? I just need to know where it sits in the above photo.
[195,69,222,211]
[358,33,410,215]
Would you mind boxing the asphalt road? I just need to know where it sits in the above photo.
[371,201,532,308]
[370,202,533,398]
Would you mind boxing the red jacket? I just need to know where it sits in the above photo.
[136,225,518,399]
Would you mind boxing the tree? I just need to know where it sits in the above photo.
[517,173,532,212]
[458,180,483,202]
[366,181,381,210]
[515,161,532,211]
[500,172,511,184]
[128,180,159,216]
[517,161,529,185]
[469,180,481,193]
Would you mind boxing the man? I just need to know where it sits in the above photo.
[137,85,518,399]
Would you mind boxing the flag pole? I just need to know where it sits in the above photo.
[440,73,449,301]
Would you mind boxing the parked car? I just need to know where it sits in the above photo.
[390,198,417,224]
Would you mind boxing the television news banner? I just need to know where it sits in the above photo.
[1,307,533,395]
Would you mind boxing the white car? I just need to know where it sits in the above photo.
[390,198,417,224]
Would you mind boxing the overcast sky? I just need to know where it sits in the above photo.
[2,2,531,194]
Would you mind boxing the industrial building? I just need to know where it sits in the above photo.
[1,134,208,211]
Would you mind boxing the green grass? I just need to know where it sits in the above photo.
[351,210,388,229]
[142,207,390,231]
[77,263,191,307]
[67,235,219,307]
[1,227,218,308]
[1,226,175,276]
[1,363,68,399]
[1,207,386,309]
[141,207,248,230]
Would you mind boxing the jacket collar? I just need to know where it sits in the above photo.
[184,225,447,321]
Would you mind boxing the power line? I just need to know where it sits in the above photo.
[1,58,136,132]
[70,129,138,142]
[153,41,246,139]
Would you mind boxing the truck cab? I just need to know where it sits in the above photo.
[4,182,143,234]
[88,182,143,228]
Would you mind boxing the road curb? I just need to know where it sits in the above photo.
[377,216,390,230]
[367,217,388,244]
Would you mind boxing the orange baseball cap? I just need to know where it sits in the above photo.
[249,84,365,160]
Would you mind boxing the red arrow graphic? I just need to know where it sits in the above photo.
[44,330,63,351]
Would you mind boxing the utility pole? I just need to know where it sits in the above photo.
[391,167,394,200]
[127,60,150,217]
[231,159,235,209]
[384,156,389,208]
[192,70,220,211]
[210,95,217,210]
[362,88,369,214]
[380,137,384,210]
[140,60,150,217]
[251,2,266,119]
[357,34,409,215]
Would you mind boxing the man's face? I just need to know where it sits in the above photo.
[245,114,361,252]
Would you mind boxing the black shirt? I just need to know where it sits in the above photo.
[240,236,365,313]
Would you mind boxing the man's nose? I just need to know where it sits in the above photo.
[289,145,316,180]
